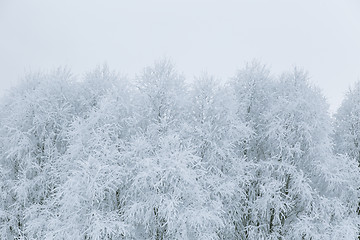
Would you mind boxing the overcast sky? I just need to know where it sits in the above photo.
[1,0,359,113]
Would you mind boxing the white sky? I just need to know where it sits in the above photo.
[1,0,359,113]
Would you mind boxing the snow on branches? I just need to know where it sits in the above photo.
[0,61,358,239]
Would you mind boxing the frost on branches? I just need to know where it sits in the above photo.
[0,60,358,239]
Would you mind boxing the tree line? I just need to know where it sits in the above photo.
[0,60,359,239]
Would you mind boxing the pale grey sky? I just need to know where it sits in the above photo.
[1,0,359,113]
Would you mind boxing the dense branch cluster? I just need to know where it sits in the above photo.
[0,60,359,239]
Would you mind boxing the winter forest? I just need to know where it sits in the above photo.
[0,60,359,240]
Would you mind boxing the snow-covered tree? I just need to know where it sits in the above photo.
[334,81,360,164]
[0,69,79,239]
[187,73,251,239]
[135,59,188,133]
[123,62,225,239]
[228,64,359,239]
[266,69,358,239]
[333,81,360,239]
[44,70,134,239]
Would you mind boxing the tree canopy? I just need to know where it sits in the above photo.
[0,61,358,239]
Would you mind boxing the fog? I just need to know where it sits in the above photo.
[1,0,359,113]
